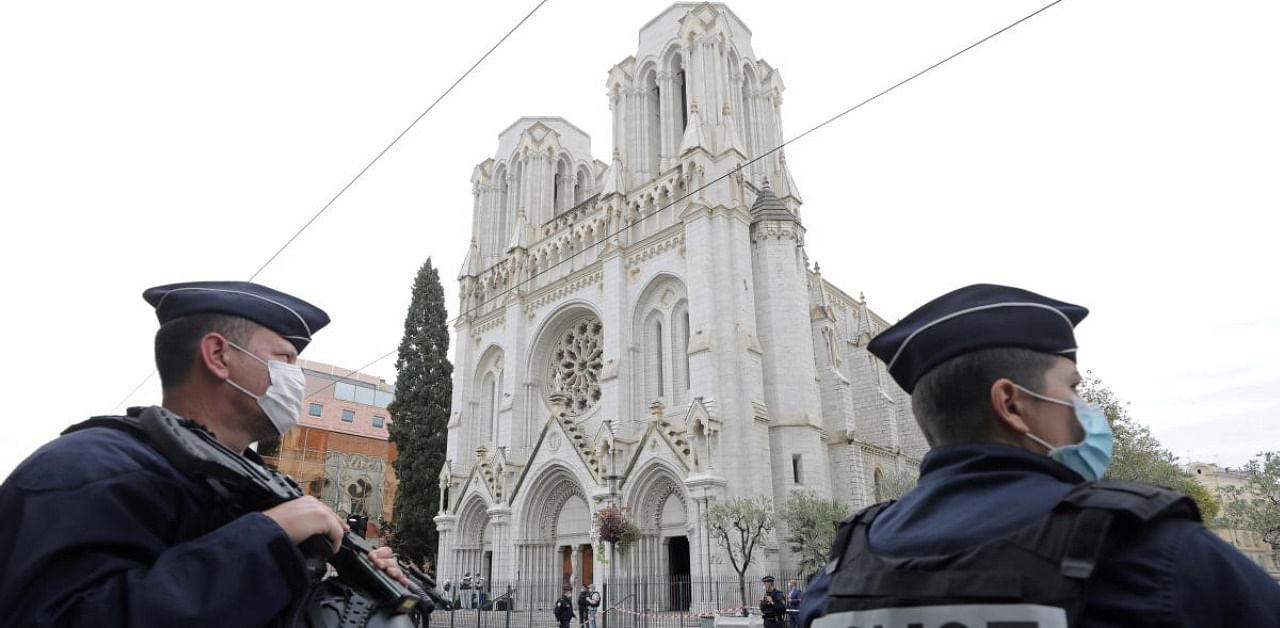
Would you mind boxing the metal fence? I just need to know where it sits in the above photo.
[426,573,815,628]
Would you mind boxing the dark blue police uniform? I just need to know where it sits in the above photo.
[0,414,310,626]
[799,284,1280,627]
[799,443,1280,627]
[0,280,331,627]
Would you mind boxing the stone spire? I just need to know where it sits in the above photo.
[600,148,626,198]
[750,178,797,224]
[459,238,482,279]
[856,292,875,342]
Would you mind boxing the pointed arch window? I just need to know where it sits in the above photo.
[672,303,690,404]
[481,373,497,443]
[677,69,688,131]
[644,70,661,179]
[575,168,589,205]
[643,312,665,405]
[554,158,572,215]
[655,321,665,398]
[740,73,755,158]
[493,165,511,256]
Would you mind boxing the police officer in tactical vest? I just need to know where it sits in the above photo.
[797,284,1280,628]
[759,576,788,628]
[0,281,412,626]
[554,588,576,628]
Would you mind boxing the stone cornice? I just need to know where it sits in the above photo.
[623,228,686,269]
[522,267,604,319]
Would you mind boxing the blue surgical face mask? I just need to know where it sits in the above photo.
[1013,384,1114,481]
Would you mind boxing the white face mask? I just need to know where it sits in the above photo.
[225,341,306,436]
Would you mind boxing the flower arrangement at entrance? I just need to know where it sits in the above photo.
[591,506,640,562]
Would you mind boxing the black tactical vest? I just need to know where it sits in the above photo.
[817,481,1200,628]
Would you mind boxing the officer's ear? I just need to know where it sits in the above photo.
[198,333,235,382]
[990,378,1035,436]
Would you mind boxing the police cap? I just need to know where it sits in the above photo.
[867,284,1087,393]
[143,280,330,354]
[761,575,776,583]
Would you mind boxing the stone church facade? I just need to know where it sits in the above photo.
[433,2,927,607]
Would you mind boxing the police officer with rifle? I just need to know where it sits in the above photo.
[758,576,787,628]
[0,280,450,627]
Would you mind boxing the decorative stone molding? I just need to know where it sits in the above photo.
[474,446,505,504]
[624,232,686,269]
[471,312,506,338]
[546,394,605,483]
[639,476,686,532]
[750,221,805,244]
[537,478,588,540]
[523,270,603,318]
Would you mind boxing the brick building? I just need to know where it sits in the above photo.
[261,359,399,542]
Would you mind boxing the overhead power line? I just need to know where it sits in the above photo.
[110,0,551,412]
[449,0,1068,326]
[332,0,1069,394]
[248,0,552,282]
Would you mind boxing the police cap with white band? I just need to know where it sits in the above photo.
[866,284,1088,394]
[142,280,330,353]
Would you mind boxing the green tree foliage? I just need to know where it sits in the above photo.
[708,496,774,608]
[875,469,919,502]
[1223,452,1280,549]
[779,490,851,574]
[385,258,453,566]
[1080,374,1219,521]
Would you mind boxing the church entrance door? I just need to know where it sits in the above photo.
[667,535,691,611]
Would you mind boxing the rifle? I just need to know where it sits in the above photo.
[135,405,452,615]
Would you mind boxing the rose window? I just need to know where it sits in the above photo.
[548,317,603,416]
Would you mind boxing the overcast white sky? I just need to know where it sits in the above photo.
[2,0,1277,480]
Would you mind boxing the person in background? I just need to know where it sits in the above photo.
[554,588,576,628]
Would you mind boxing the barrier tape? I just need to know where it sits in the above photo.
[607,605,791,618]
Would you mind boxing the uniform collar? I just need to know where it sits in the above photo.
[919,442,1087,484]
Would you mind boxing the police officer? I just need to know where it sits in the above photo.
[554,588,576,628]
[577,584,590,627]
[797,284,1280,627]
[759,576,787,628]
[0,281,410,627]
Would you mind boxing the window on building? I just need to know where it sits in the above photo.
[672,305,691,404]
[481,373,496,442]
[335,382,356,402]
[308,403,323,417]
[372,416,385,428]
[642,313,666,409]
[341,409,355,423]
[655,321,665,398]
[354,386,375,406]
[334,380,380,406]
[677,69,688,131]
[792,454,803,485]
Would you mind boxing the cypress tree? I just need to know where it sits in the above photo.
[385,258,453,567]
